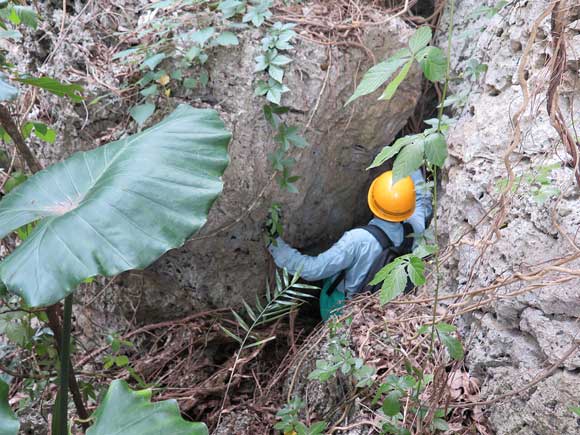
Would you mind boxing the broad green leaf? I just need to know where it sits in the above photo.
[129,103,155,126]
[440,333,464,361]
[424,132,447,167]
[268,65,284,83]
[141,53,166,71]
[416,46,447,82]
[369,260,398,285]
[382,390,402,416]
[214,31,239,46]
[16,77,83,102]
[0,379,18,435]
[408,26,432,53]
[379,59,413,101]
[140,85,158,97]
[5,5,37,29]
[368,135,413,169]
[379,265,407,305]
[407,256,425,286]
[0,105,230,307]
[190,27,215,45]
[392,139,424,182]
[0,77,17,102]
[569,406,580,416]
[87,380,207,435]
[346,49,411,104]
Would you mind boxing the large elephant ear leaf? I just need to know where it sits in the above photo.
[0,379,19,435]
[0,104,231,307]
[87,380,207,435]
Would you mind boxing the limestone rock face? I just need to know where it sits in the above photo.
[436,1,580,433]
[6,2,421,320]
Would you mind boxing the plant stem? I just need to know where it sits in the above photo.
[56,295,73,435]
[429,0,455,355]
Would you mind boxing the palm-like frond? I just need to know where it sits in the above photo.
[221,267,317,349]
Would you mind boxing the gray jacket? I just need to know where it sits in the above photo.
[268,170,432,296]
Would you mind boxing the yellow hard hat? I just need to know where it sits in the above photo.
[367,171,416,222]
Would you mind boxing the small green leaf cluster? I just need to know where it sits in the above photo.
[218,0,274,26]
[255,23,309,192]
[308,321,376,388]
[117,20,236,125]
[21,121,56,144]
[103,334,133,370]
[275,397,327,435]
[222,268,316,348]
[347,26,447,105]
[470,0,508,19]
[373,365,449,434]
[369,249,430,305]
[265,202,284,244]
[255,22,296,104]
[418,322,464,361]
[463,58,488,81]
[496,163,561,204]
[369,117,453,182]
[263,104,308,192]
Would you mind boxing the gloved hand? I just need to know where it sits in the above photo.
[264,203,283,246]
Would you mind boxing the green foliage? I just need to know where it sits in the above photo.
[308,319,376,388]
[0,105,231,307]
[347,26,447,105]
[21,122,56,144]
[222,268,317,348]
[15,77,83,102]
[346,49,410,104]
[418,323,464,361]
[252,20,307,193]
[471,0,508,19]
[265,202,283,244]
[496,163,561,204]
[243,0,273,27]
[275,397,327,435]
[369,252,426,305]
[369,117,452,181]
[372,367,451,435]
[0,379,18,435]
[0,4,37,30]
[87,380,208,435]
[463,58,488,80]
[569,406,580,416]
[2,170,26,193]
[129,102,156,126]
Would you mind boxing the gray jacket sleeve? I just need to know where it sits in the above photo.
[407,169,432,235]
[268,232,357,281]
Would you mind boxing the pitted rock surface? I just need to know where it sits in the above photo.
[436,0,580,433]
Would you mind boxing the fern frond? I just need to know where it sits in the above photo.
[223,267,318,349]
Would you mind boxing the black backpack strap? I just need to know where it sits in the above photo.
[325,270,346,296]
[400,222,415,254]
[361,224,393,250]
